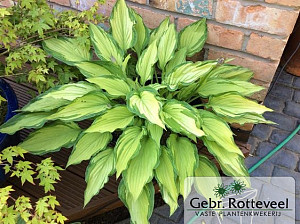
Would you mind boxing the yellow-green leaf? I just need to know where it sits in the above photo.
[146,122,163,147]
[84,148,115,206]
[165,47,187,74]
[87,75,131,97]
[149,17,170,45]
[208,64,253,81]
[223,113,275,125]
[127,88,165,128]
[178,18,207,57]
[67,132,112,167]
[85,106,135,133]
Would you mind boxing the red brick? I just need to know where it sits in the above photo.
[177,18,244,51]
[127,0,147,4]
[49,0,70,6]
[150,0,213,18]
[207,48,278,83]
[0,0,13,7]
[246,33,287,60]
[265,0,300,7]
[215,0,299,36]
[130,5,174,29]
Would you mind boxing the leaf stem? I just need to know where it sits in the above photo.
[187,95,200,103]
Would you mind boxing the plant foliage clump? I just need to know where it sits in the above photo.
[0,0,104,93]
[0,0,273,223]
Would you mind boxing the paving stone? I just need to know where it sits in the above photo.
[274,215,294,224]
[272,166,300,195]
[264,112,297,132]
[296,196,300,221]
[245,155,262,168]
[270,129,300,154]
[263,95,285,112]
[256,141,278,157]
[249,160,274,177]
[293,90,300,103]
[251,124,273,140]
[154,203,183,222]
[269,83,293,101]
[284,101,300,119]
[269,149,298,170]
[247,136,261,154]
[150,213,166,224]
[293,77,300,89]
[276,70,294,86]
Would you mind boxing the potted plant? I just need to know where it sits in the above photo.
[0,0,273,222]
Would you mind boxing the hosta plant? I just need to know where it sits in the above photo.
[0,0,273,223]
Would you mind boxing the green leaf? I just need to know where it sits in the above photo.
[84,148,115,206]
[208,93,272,117]
[47,92,111,121]
[119,181,154,224]
[176,83,198,101]
[161,100,205,138]
[198,79,264,97]
[198,110,243,156]
[67,132,112,167]
[85,106,135,133]
[87,75,131,97]
[157,23,177,70]
[164,61,217,90]
[146,122,163,147]
[19,122,81,155]
[194,155,222,202]
[208,64,253,81]
[75,61,125,79]
[178,18,207,57]
[110,0,136,51]
[127,88,165,128]
[223,113,275,125]
[165,47,187,74]
[155,147,179,215]
[123,137,159,200]
[0,112,53,135]
[136,40,158,85]
[115,126,147,177]
[149,17,170,45]
[167,134,198,197]
[131,9,150,56]
[89,23,123,66]
[43,38,91,66]
[203,138,249,184]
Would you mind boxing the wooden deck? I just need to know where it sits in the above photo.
[4,78,250,222]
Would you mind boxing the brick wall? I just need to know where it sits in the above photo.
[1,0,299,102]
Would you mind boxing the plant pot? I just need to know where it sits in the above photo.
[0,79,19,182]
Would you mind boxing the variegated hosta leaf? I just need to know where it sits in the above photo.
[223,113,275,125]
[198,110,243,156]
[136,40,158,85]
[67,132,112,167]
[131,9,150,56]
[43,38,91,66]
[19,122,81,155]
[161,100,204,138]
[208,64,253,81]
[149,17,170,45]
[158,23,177,70]
[22,82,98,112]
[176,82,198,101]
[119,180,154,224]
[123,137,159,200]
[127,88,165,128]
[178,18,207,57]
[84,148,115,206]
[198,79,264,97]
[165,47,187,74]
[110,0,136,51]
[203,138,250,186]
[89,23,123,66]
[146,122,163,147]
[164,61,217,91]
[75,61,125,79]
[85,106,135,133]
[0,112,53,135]
[155,147,179,215]
[167,134,198,198]
[147,83,167,91]
[87,76,131,97]
[115,126,147,177]
[208,93,273,117]
[194,155,222,203]
[48,92,111,122]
